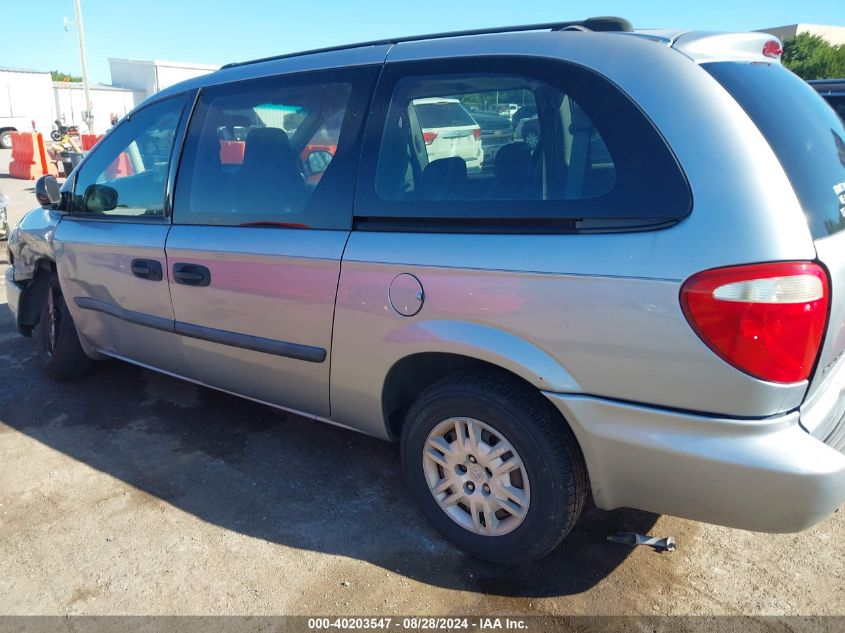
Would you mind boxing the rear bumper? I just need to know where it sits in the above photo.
[4,266,22,323]
[801,351,845,452]
[465,152,484,173]
[544,392,845,533]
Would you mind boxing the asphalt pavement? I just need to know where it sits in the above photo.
[0,148,843,622]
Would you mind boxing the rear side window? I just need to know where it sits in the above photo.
[705,62,845,238]
[375,76,614,203]
[357,57,691,228]
[173,67,377,230]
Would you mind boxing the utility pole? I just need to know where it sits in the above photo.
[73,0,93,131]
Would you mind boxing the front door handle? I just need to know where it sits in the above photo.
[131,258,163,281]
[172,263,211,287]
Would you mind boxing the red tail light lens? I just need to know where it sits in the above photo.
[423,131,438,145]
[762,40,783,59]
[680,262,829,383]
[473,127,482,140]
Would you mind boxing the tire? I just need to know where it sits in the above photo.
[400,370,588,563]
[0,130,13,150]
[36,274,93,379]
[50,130,62,142]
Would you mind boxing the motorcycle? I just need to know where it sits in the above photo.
[50,120,79,141]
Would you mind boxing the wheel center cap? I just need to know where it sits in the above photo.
[469,466,484,482]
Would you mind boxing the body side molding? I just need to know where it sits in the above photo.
[74,297,326,363]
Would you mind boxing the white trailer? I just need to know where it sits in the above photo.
[53,82,139,135]
[0,67,55,148]
[108,58,218,102]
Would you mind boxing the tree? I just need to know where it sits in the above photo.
[51,70,82,82]
[781,33,845,80]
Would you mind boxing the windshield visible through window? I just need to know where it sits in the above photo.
[414,101,476,128]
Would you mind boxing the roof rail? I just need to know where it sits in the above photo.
[221,16,633,70]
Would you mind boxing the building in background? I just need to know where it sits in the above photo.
[1,58,219,144]
[758,23,845,45]
[108,58,218,101]
[53,81,139,134]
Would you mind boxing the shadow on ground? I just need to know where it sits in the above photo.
[0,173,36,189]
[0,303,658,598]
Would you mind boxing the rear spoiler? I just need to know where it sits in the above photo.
[670,32,784,64]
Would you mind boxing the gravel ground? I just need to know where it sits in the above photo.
[0,149,843,621]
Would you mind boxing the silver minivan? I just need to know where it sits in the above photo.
[6,17,845,563]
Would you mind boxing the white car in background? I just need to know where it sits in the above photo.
[412,97,483,172]
[498,103,520,119]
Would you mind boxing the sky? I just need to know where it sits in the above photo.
[1,0,843,84]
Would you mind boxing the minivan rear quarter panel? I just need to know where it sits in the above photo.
[330,33,818,436]
[331,232,807,439]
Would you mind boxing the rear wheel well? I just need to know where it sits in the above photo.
[382,352,551,439]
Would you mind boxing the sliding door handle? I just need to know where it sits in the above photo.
[173,263,211,287]
[131,259,163,281]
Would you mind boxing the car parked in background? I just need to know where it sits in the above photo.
[6,18,845,564]
[810,79,845,121]
[511,104,536,129]
[511,104,541,150]
[495,103,520,119]
[467,110,513,169]
[513,113,540,151]
[412,97,483,173]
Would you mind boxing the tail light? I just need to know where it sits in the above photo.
[762,40,783,59]
[423,131,438,145]
[473,127,482,140]
[680,262,829,383]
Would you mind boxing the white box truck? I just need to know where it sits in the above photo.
[0,67,55,148]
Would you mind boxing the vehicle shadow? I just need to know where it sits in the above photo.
[0,173,36,185]
[0,318,658,597]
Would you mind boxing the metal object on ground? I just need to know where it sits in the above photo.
[607,531,676,552]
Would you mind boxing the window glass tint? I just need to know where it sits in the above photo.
[375,73,616,203]
[72,95,187,216]
[359,58,690,225]
[174,78,352,228]
[706,62,845,238]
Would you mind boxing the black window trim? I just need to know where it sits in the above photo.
[353,55,692,232]
[65,90,197,224]
[164,89,201,221]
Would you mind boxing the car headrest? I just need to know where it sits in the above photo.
[420,157,467,199]
[243,127,292,169]
[494,143,532,183]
